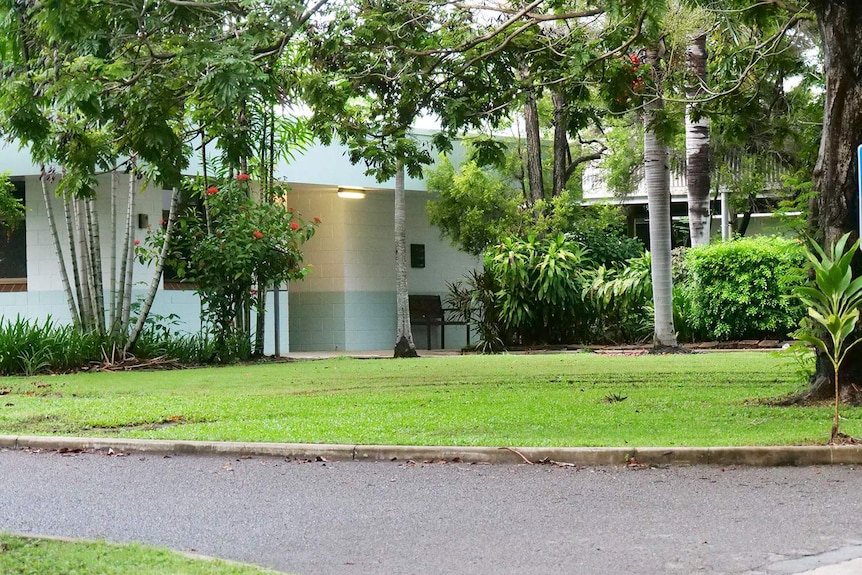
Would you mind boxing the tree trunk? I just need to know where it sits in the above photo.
[124,187,179,354]
[40,167,80,328]
[685,32,711,247]
[806,1,862,401]
[520,66,544,205]
[119,166,137,330]
[109,171,118,332]
[86,197,106,334]
[393,160,418,358]
[64,196,88,329]
[644,48,678,348]
[551,89,569,198]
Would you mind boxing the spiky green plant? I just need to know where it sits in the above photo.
[794,233,862,441]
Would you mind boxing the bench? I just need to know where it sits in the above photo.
[409,294,470,350]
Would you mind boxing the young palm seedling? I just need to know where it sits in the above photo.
[794,233,862,442]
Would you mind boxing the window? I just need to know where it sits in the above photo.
[0,180,26,292]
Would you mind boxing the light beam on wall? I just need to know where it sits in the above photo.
[337,187,366,199]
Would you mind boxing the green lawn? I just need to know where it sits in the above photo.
[0,351,855,447]
[0,534,282,575]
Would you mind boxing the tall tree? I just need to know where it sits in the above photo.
[0,0,326,354]
[303,1,456,357]
[685,31,711,246]
[805,0,862,402]
[643,46,678,348]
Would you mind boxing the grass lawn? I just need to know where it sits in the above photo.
[0,351,856,447]
[0,534,282,575]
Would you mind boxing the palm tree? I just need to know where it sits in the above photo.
[644,47,678,348]
[685,32,711,247]
[393,160,419,357]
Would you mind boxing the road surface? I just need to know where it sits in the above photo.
[1,448,860,574]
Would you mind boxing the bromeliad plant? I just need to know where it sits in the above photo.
[794,233,862,442]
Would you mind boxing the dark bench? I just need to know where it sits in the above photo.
[409,294,470,350]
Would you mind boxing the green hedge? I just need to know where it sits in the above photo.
[679,236,806,341]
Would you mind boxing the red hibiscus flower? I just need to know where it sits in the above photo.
[253,230,264,239]
[206,186,218,195]
[290,222,300,231]
[134,239,141,246]
[237,173,250,181]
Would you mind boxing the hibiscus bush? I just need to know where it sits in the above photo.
[154,174,318,362]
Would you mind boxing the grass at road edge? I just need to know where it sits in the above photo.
[0,534,285,575]
[0,352,856,447]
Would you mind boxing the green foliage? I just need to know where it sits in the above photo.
[485,234,588,345]
[584,252,654,343]
[425,157,524,255]
[156,175,317,363]
[680,236,807,341]
[0,315,232,374]
[0,174,24,223]
[793,233,862,440]
[426,156,642,264]
[446,270,509,353]
[0,316,105,375]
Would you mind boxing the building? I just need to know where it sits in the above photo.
[0,135,479,354]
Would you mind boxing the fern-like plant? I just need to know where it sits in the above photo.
[794,233,862,441]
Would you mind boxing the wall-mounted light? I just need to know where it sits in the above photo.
[337,187,366,199]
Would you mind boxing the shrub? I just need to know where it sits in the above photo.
[583,252,654,343]
[484,233,589,345]
[0,316,105,375]
[680,236,806,341]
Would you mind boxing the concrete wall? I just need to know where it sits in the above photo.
[287,184,480,352]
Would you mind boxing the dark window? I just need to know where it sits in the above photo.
[0,180,26,291]
[410,244,425,268]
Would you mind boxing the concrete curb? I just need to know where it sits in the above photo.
[2,435,862,466]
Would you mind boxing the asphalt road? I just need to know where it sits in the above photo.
[1,448,861,575]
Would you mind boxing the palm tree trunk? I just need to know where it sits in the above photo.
[86,197,106,334]
[39,167,80,328]
[64,196,88,330]
[124,187,180,354]
[108,171,118,332]
[644,47,678,348]
[393,160,418,358]
[76,198,97,330]
[119,166,137,330]
[685,32,711,247]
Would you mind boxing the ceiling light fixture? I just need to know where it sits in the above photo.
[337,187,366,199]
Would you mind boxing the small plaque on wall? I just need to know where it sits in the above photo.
[410,244,425,268]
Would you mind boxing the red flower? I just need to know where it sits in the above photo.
[206,186,218,196]
[313,216,322,224]
[629,53,640,66]
[159,218,166,226]
[237,173,250,181]
[290,221,300,231]
[253,230,264,239]
[134,239,141,246]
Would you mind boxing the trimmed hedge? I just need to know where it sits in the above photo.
[679,236,806,341]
